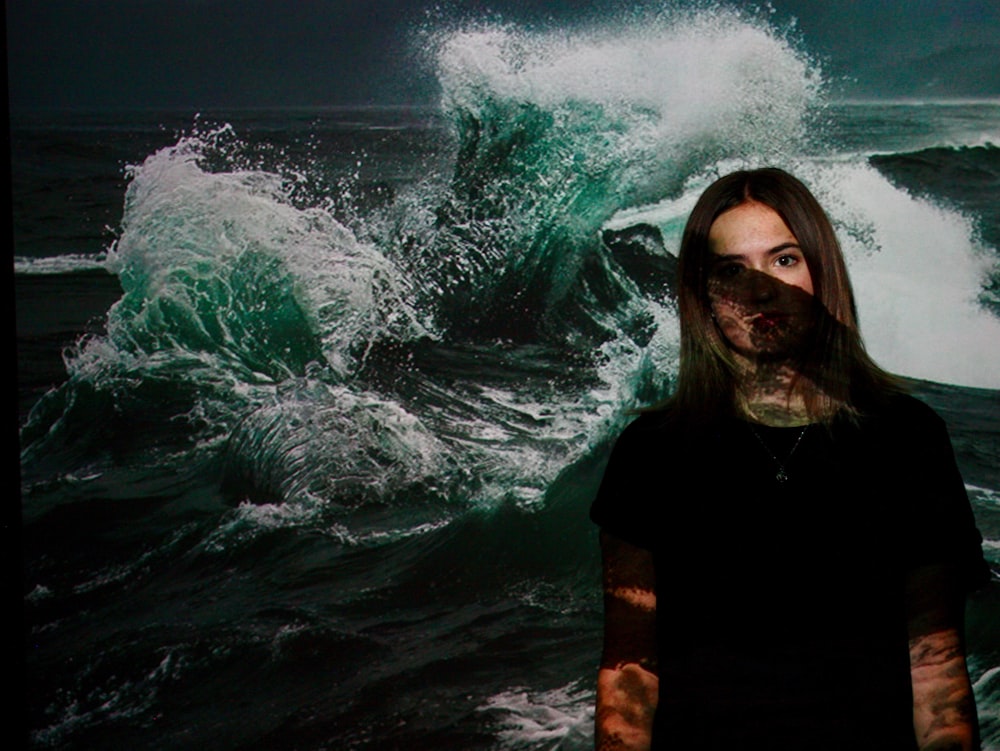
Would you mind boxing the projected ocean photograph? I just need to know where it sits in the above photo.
[12,1,1000,749]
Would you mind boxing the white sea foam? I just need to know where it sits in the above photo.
[973,665,1000,751]
[968,484,1000,506]
[30,649,181,748]
[974,665,1000,693]
[478,682,594,749]
[436,9,819,183]
[330,517,454,547]
[806,161,1000,389]
[26,584,53,603]
[106,127,433,381]
[14,252,110,275]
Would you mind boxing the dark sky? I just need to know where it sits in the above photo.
[7,0,1000,110]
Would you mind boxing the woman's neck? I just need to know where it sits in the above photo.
[735,359,815,427]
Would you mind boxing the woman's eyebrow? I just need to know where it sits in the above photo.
[767,242,802,255]
[710,242,802,260]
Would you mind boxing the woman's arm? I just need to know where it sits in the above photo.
[596,530,658,751]
[906,564,980,751]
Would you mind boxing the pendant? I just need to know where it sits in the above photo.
[775,469,788,483]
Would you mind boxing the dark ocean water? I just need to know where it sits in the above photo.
[15,12,1000,751]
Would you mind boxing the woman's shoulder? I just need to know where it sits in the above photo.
[847,392,955,460]
[602,408,677,458]
[616,405,689,440]
[611,404,731,459]
[859,391,945,431]
[626,406,676,430]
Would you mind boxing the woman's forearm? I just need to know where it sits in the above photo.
[596,664,658,751]
[597,531,658,750]
[910,626,979,751]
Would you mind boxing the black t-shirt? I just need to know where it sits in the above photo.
[591,394,988,750]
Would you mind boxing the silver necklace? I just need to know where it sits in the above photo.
[748,424,809,483]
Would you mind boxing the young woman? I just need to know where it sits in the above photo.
[591,169,989,750]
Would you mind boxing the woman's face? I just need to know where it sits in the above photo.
[706,201,816,360]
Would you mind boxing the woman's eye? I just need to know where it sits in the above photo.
[714,263,743,279]
[776,254,799,267]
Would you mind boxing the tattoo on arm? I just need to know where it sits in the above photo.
[596,532,658,751]
[907,565,979,751]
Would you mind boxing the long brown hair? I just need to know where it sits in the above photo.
[665,167,902,424]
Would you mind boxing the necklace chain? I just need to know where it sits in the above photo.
[748,424,809,483]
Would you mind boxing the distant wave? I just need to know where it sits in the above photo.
[869,143,1000,254]
[870,143,1000,188]
[14,253,109,275]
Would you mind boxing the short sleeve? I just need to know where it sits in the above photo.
[590,414,669,551]
[890,397,990,592]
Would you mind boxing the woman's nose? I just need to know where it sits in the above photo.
[748,270,779,302]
